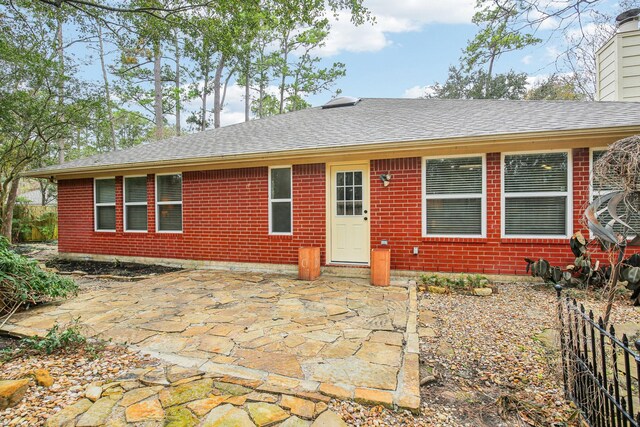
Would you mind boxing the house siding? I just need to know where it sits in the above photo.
[57,148,621,275]
[58,164,326,265]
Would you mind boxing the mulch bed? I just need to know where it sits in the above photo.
[45,259,182,277]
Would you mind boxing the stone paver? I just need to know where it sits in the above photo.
[4,270,420,411]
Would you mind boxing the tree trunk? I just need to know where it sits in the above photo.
[244,59,250,122]
[279,36,289,114]
[221,71,232,113]
[39,180,47,206]
[213,54,225,129]
[56,14,66,163]
[1,178,20,241]
[174,32,181,136]
[201,58,210,132]
[485,50,496,98]
[153,39,164,140]
[98,25,117,150]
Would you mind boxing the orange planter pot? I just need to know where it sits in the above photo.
[371,248,391,287]
[298,247,321,281]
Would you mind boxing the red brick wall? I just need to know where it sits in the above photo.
[58,150,628,275]
[369,149,611,275]
[58,164,326,265]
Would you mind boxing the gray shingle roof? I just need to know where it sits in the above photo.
[30,98,640,175]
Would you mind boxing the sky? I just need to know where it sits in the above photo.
[71,0,623,128]
[213,0,616,127]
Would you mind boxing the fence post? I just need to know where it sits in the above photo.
[555,284,569,399]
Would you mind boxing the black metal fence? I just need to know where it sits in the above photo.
[556,285,640,427]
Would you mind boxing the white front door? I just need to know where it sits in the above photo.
[329,164,370,264]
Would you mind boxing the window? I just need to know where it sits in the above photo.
[156,174,182,232]
[124,176,148,232]
[591,148,640,237]
[95,178,116,231]
[269,167,292,234]
[336,171,363,216]
[423,156,485,236]
[503,151,571,237]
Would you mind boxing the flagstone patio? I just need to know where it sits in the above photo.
[2,270,420,410]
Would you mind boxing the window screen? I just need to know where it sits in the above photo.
[95,178,116,231]
[503,152,569,236]
[156,174,182,232]
[424,157,483,235]
[125,176,147,231]
[270,168,292,234]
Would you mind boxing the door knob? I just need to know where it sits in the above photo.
[364,217,368,221]
[364,210,368,214]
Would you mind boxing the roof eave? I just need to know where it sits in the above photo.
[25,126,640,179]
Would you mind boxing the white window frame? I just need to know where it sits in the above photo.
[421,154,487,238]
[268,166,293,235]
[123,175,148,233]
[501,149,573,239]
[155,173,183,233]
[94,177,116,232]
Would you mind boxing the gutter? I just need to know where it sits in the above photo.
[24,126,640,179]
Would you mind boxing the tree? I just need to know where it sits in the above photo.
[268,0,346,115]
[111,0,178,140]
[429,66,528,99]
[462,0,540,97]
[183,1,244,130]
[0,34,89,239]
[480,0,640,99]
[525,74,585,100]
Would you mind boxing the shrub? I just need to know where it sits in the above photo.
[0,236,77,324]
[420,273,490,293]
[21,318,86,354]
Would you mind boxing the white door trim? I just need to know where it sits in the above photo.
[325,161,371,265]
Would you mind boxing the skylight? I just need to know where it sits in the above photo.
[321,96,361,109]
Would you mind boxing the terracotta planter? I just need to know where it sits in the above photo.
[370,248,391,287]
[298,247,320,281]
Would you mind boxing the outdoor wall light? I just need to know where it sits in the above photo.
[380,173,392,187]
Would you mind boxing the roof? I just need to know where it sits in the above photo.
[29,98,640,177]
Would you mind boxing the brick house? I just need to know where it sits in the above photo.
[28,98,640,276]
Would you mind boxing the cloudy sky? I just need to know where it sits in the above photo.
[212,0,597,126]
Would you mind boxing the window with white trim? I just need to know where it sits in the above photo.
[269,167,292,234]
[156,174,182,232]
[591,149,640,237]
[124,176,148,232]
[423,156,485,236]
[95,178,116,231]
[503,151,570,237]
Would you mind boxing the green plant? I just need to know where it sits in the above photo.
[34,211,57,241]
[420,273,491,293]
[0,236,77,326]
[21,318,86,354]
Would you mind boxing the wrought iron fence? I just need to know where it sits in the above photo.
[556,285,640,427]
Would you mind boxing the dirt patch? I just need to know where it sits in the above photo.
[45,258,182,277]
